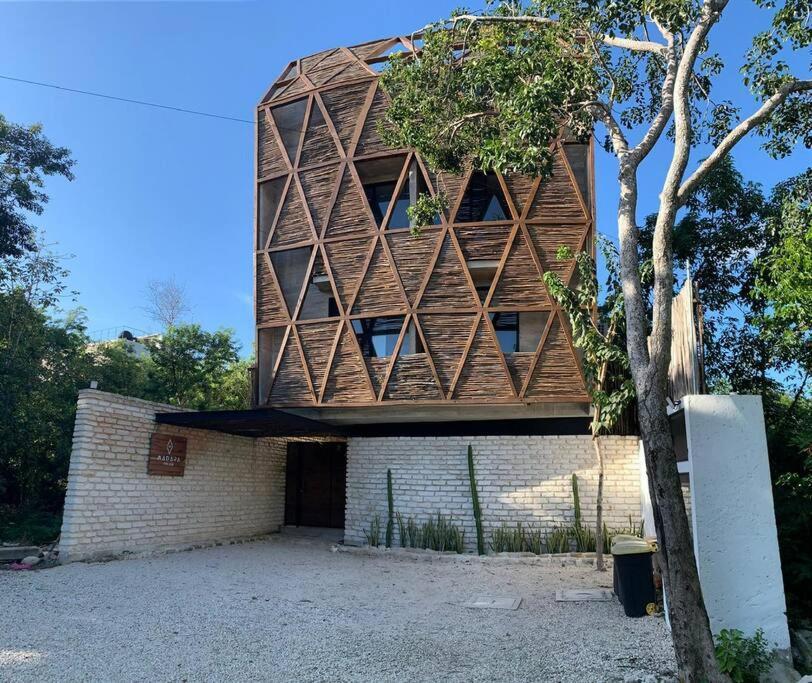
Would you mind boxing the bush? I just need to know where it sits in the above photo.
[714,628,771,683]
[394,513,465,553]
[364,514,381,547]
[490,522,544,554]
[546,525,572,554]
[0,507,62,545]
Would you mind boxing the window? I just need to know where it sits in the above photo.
[456,172,510,222]
[364,181,409,227]
[356,156,437,229]
[489,312,519,353]
[352,316,405,357]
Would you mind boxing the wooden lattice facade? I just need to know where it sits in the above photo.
[255,36,594,409]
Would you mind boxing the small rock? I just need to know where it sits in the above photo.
[759,653,801,683]
[792,629,812,673]
[21,556,41,566]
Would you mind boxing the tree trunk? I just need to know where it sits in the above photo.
[616,166,723,682]
[594,436,605,571]
[638,393,722,681]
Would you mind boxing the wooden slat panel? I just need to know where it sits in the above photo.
[525,317,587,398]
[301,49,336,73]
[329,61,372,84]
[270,335,314,404]
[505,352,535,394]
[384,354,442,400]
[352,242,407,315]
[321,82,373,154]
[455,224,511,261]
[355,85,392,157]
[350,38,397,61]
[299,100,341,168]
[491,230,548,307]
[502,172,536,217]
[424,169,467,219]
[419,313,478,394]
[323,326,376,403]
[526,150,588,221]
[297,320,340,397]
[324,166,376,239]
[271,76,309,102]
[311,48,350,72]
[454,318,513,398]
[256,255,288,325]
[299,165,340,231]
[365,356,390,396]
[387,229,441,306]
[257,114,288,178]
[307,62,349,87]
[527,224,587,280]
[270,181,311,248]
[324,237,373,311]
[418,233,478,309]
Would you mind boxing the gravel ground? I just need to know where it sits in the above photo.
[0,535,677,682]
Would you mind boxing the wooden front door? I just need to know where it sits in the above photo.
[285,442,346,528]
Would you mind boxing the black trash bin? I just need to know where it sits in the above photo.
[611,535,657,618]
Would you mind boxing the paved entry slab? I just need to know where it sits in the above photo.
[555,589,613,602]
[465,595,522,610]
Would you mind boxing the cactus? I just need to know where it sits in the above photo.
[468,444,485,555]
[385,469,394,548]
[572,473,582,528]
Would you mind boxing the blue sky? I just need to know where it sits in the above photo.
[1,1,808,356]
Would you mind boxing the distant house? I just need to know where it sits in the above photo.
[88,328,160,359]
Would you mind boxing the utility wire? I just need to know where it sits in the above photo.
[0,73,257,125]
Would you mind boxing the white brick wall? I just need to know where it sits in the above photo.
[60,390,286,562]
[345,435,642,551]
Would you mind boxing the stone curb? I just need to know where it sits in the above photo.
[332,544,614,567]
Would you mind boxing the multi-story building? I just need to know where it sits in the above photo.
[59,36,644,560]
[249,36,641,544]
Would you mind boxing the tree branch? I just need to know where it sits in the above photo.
[448,14,670,55]
[629,28,678,165]
[677,79,812,205]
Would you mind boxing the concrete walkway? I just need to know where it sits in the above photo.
[0,536,676,682]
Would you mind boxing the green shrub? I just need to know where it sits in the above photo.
[491,523,525,553]
[714,629,771,683]
[364,514,381,547]
[421,513,465,553]
[490,522,544,554]
[571,522,596,552]
[547,525,572,554]
[0,507,62,545]
[396,511,408,548]
[395,513,465,553]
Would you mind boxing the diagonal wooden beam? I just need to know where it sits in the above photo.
[411,314,445,398]
[481,306,519,398]
[376,313,411,401]
[289,324,316,403]
[263,174,293,250]
[519,310,555,398]
[447,312,483,398]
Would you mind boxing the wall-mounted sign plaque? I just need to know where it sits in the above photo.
[148,433,187,476]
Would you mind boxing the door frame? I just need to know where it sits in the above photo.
[284,441,347,529]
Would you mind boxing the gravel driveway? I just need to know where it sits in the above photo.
[0,535,676,682]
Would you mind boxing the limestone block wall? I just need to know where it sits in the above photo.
[60,390,286,562]
[345,435,641,550]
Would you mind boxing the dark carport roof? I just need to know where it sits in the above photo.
[154,408,592,439]
[155,407,347,439]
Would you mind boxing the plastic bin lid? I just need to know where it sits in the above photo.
[611,536,656,555]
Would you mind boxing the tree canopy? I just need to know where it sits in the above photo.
[0,115,74,258]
